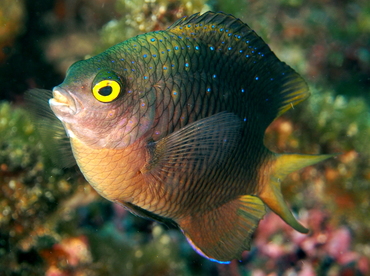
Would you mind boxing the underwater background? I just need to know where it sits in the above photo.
[0,0,369,275]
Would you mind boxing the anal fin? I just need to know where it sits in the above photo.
[177,195,266,263]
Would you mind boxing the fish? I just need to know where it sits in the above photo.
[29,11,333,263]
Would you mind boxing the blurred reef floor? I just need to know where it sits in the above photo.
[0,0,369,275]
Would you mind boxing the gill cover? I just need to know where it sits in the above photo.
[92,70,123,102]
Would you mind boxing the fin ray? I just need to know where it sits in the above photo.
[25,89,76,168]
[178,195,266,262]
[142,112,242,188]
[259,153,334,233]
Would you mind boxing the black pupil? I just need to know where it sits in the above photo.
[99,86,112,96]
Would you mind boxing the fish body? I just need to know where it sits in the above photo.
[45,12,331,262]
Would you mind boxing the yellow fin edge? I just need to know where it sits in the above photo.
[259,153,335,233]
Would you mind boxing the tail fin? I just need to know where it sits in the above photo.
[258,153,334,233]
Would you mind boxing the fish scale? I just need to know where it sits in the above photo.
[122,17,274,206]
[28,11,335,263]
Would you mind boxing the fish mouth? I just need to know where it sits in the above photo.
[49,86,80,116]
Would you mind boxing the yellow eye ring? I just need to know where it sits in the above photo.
[92,80,121,102]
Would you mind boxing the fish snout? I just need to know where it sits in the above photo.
[49,87,79,115]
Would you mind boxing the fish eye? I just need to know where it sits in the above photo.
[92,80,121,102]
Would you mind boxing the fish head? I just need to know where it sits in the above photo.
[50,58,155,149]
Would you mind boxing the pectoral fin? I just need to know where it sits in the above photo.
[142,112,242,185]
[177,195,266,263]
[25,89,75,168]
[259,153,334,233]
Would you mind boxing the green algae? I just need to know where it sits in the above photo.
[1,0,369,274]
[300,90,370,240]
[0,101,83,274]
[98,0,212,51]
[0,102,40,171]
[87,223,191,276]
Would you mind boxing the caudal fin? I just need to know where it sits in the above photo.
[258,153,334,233]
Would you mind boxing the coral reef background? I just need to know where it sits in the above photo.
[0,0,369,275]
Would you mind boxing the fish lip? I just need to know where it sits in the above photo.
[49,86,80,115]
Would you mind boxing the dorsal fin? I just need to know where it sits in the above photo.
[167,11,309,133]
[168,12,245,31]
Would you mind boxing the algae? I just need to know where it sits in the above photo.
[1,0,369,275]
